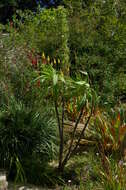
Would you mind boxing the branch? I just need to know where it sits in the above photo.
[54,99,61,137]
[58,97,65,169]
[70,101,94,157]
[61,97,65,133]
[62,105,85,167]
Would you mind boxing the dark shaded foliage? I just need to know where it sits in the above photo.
[0,0,63,23]
[0,99,58,182]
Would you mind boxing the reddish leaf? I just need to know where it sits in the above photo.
[117,113,121,121]
[32,57,37,66]
[110,127,115,138]
[36,80,40,87]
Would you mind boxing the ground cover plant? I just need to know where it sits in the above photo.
[0,0,126,189]
[0,99,58,183]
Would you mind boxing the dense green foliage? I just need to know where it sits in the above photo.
[0,28,58,183]
[0,0,63,23]
[38,64,93,172]
[7,0,126,105]
[64,0,126,105]
[9,6,69,73]
[0,0,126,188]
[0,98,58,183]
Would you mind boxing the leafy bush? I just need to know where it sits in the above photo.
[37,64,94,172]
[9,6,70,74]
[94,107,126,156]
[0,33,46,109]
[0,0,64,23]
[64,0,126,105]
[0,21,60,184]
[0,98,58,183]
[0,0,36,23]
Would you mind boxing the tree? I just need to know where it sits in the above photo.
[11,6,70,74]
[64,0,126,105]
[36,65,95,172]
[0,0,63,23]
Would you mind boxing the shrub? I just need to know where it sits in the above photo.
[0,33,46,109]
[9,6,70,74]
[64,0,126,105]
[0,0,63,23]
[37,64,94,172]
[0,98,58,183]
[94,107,126,156]
[0,24,59,184]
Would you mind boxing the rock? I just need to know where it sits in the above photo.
[0,172,8,190]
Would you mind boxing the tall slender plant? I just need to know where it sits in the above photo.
[35,65,94,172]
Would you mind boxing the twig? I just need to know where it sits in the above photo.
[70,103,94,156]
[58,97,65,169]
[61,105,85,168]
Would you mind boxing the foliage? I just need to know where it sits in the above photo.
[37,64,94,172]
[0,0,63,23]
[94,107,126,154]
[0,34,47,109]
[0,0,61,10]
[99,155,126,190]
[0,0,126,187]
[0,27,60,184]
[64,0,126,105]
[0,98,58,183]
[3,0,126,105]
[8,6,70,74]
[60,150,102,190]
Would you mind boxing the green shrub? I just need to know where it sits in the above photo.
[0,0,36,23]
[10,6,70,74]
[0,29,59,184]
[0,98,58,183]
[0,33,45,109]
[64,0,126,105]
